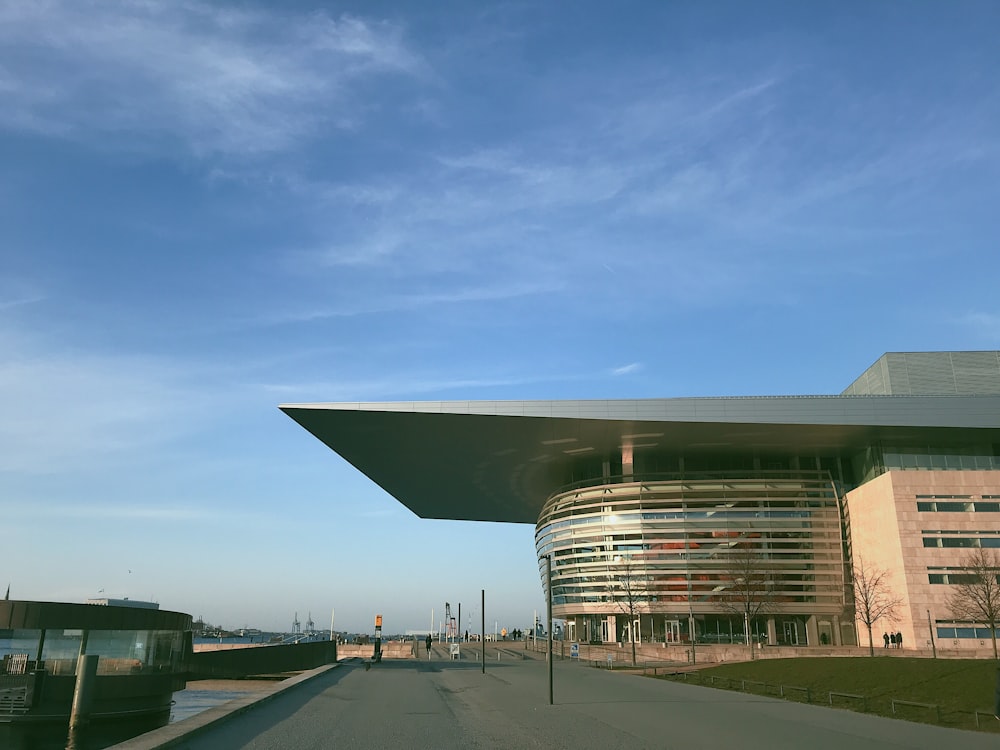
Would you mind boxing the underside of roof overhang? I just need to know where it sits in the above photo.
[280,396,1000,524]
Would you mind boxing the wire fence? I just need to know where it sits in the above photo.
[657,670,999,733]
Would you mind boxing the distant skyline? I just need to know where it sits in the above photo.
[2,1,999,633]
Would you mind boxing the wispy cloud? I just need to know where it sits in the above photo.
[313,233,407,268]
[959,312,1000,342]
[266,372,555,401]
[0,294,44,311]
[0,1,426,155]
[0,502,216,522]
[351,507,401,520]
[0,325,229,474]
[0,278,46,311]
[265,74,783,273]
[612,363,641,376]
[260,279,564,323]
[267,58,999,320]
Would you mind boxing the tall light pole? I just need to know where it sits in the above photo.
[927,609,937,658]
[689,603,696,664]
[684,500,696,664]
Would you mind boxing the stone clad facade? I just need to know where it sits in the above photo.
[847,470,1000,651]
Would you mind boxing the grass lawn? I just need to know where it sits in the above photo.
[656,657,1000,732]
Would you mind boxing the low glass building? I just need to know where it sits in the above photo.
[0,599,190,724]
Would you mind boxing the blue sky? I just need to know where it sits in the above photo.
[2,1,998,634]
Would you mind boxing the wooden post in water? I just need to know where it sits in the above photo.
[70,654,99,729]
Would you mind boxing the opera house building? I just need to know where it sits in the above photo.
[281,351,1000,652]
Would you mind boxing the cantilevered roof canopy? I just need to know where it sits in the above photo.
[280,395,1000,525]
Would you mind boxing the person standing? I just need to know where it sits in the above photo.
[889,632,896,648]
[896,631,903,649]
[883,632,890,648]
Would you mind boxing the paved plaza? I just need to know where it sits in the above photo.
[117,648,1000,750]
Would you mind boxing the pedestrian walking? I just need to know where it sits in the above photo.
[425,634,432,657]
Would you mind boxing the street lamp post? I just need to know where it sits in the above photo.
[684,498,696,664]
[927,609,937,659]
[689,605,696,664]
[547,554,554,705]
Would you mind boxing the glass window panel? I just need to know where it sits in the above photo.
[1,629,41,666]
[936,502,968,512]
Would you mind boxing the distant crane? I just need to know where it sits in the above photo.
[306,612,315,633]
[293,612,301,634]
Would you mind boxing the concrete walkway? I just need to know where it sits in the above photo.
[114,656,998,749]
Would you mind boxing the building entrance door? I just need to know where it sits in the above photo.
[601,616,614,643]
[783,621,800,645]
[623,618,641,643]
[665,619,681,642]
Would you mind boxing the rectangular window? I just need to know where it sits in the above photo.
[916,501,976,512]
[923,532,1000,547]
[934,623,1000,639]
[975,503,1000,512]
[938,502,971,512]
[928,573,980,584]
[941,537,980,548]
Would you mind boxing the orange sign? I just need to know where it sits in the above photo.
[375,615,383,627]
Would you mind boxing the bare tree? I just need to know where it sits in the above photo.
[851,557,903,656]
[717,544,775,659]
[608,555,649,666]
[948,547,1000,659]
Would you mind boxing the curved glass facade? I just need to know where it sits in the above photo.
[535,472,845,641]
